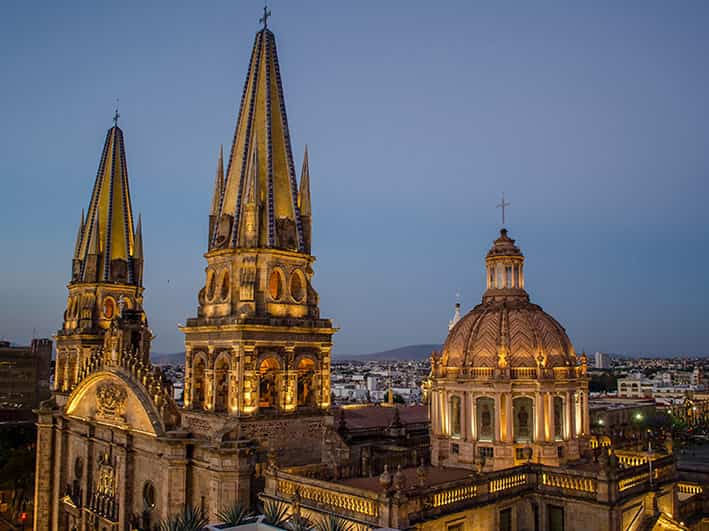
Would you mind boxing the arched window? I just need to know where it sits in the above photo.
[192,356,206,409]
[259,357,280,409]
[207,271,216,300]
[553,396,564,440]
[220,271,230,300]
[290,269,306,303]
[450,395,462,438]
[269,269,284,300]
[477,397,495,442]
[513,397,534,442]
[297,358,316,407]
[214,356,229,412]
[142,481,156,511]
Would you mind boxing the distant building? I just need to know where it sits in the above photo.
[594,351,610,369]
[0,338,52,422]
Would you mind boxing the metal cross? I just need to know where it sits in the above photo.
[260,3,271,29]
[113,98,120,126]
[497,193,510,226]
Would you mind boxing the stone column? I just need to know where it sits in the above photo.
[283,345,296,412]
[319,345,332,408]
[546,394,554,442]
[184,348,192,408]
[204,346,216,411]
[566,391,575,439]
[229,349,240,415]
[494,394,502,442]
[466,391,474,441]
[505,395,513,443]
[33,410,55,531]
[534,392,544,442]
[583,391,591,434]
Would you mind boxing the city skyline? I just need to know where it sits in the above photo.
[1,1,708,356]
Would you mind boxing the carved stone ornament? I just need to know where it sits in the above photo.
[96,382,128,420]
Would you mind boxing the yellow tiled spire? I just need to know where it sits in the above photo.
[210,26,306,253]
[73,122,140,285]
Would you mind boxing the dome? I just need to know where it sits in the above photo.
[440,229,576,370]
[441,298,576,369]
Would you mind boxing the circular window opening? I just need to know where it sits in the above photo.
[103,297,115,319]
[290,270,306,303]
[269,270,283,301]
[143,481,156,511]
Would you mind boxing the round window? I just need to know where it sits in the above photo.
[269,270,283,300]
[103,297,115,319]
[143,481,156,511]
[290,270,306,303]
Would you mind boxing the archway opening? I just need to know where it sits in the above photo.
[214,356,229,412]
[259,357,280,409]
[193,357,206,409]
[297,358,316,407]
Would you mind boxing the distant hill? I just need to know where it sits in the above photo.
[151,352,185,365]
[152,344,443,365]
[336,344,442,361]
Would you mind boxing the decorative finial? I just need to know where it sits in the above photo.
[113,98,120,127]
[496,192,510,227]
[259,3,271,29]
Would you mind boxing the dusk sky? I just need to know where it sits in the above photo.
[1,1,708,357]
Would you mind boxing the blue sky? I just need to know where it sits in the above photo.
[1,1,708,356]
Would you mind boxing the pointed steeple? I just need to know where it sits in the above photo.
[241,143,261,248]
[74,122,140,286]
[73,209,85,260]
[134,214,144,286]
[298,145,312,253]
[134,214,143,260]
[209,145,225,244]
[211,26,305,253]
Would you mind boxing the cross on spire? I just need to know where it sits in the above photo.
[112,98,120,127]
[497,193,510,226]
[260,3,271,29]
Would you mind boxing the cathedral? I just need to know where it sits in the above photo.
[33,12,706,531]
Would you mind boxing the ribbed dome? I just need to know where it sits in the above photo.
[441,298,576,369]
[440,229,576,370]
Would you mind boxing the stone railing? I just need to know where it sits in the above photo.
[427,484,477,508]
[540,471,597,498]
[489,471,528,493]
[511,368,537,379]
[273,472,379,524]
[678,482,703,495]
[470,367,494,378]
[616,455,676,499]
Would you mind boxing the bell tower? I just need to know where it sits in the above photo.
[54,117,147,400]
[180,19,335,464]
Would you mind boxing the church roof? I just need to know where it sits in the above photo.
[74,122,140,285]
[211,27,306,252]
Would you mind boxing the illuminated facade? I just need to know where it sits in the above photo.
[179,21,335,463]
[34,20,336,531]
[429,229,589,469]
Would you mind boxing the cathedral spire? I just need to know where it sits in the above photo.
[298,145,312,253]
[73,209,85,260]
[211,25,305,253]
[209,145,225,243]
[73,121,139,286]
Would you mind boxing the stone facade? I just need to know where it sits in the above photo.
[34,21,336,531]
